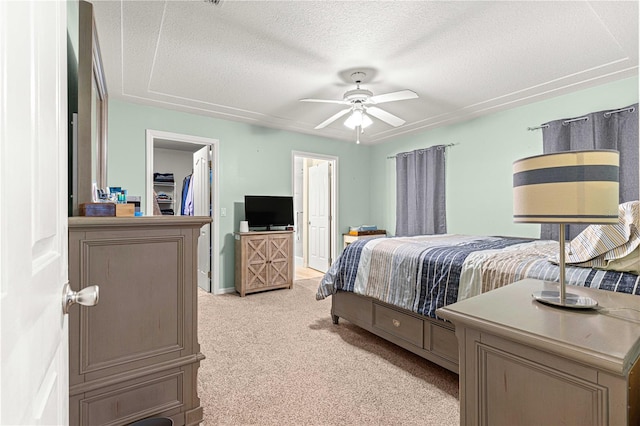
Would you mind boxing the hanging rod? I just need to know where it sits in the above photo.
[562,116,589,126]
[604,106,635,118]
[528,106,636,130]
[527,124,549,131]
[387,143,457,159]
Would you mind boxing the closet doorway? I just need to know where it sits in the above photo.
[145,129,220,293]
[292,152,338,276]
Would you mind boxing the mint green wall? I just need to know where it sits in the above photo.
[107,99,372,290]
[370,77,639,238]
[108,77,638,291]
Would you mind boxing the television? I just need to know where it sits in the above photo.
[244,195,294,230]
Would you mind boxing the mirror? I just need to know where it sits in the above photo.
[72,0,107,215]
[91,29,108,190]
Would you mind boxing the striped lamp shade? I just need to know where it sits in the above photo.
[513,150,619,224]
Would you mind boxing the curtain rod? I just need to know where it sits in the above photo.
[527,106,636,131]
[387,143,457,159]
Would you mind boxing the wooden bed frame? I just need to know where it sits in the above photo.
[331,290,459,373]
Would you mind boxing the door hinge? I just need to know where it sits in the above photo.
[208,271,211,278]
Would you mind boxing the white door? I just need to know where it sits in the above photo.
[308,162,331,272]
[0,1,69,424]
[193,145,211,292]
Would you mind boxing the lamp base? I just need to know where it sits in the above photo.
[532,290,598,309]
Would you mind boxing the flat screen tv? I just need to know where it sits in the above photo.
[244,195,294,230]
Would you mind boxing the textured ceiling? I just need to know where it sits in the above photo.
[92,0,639,145]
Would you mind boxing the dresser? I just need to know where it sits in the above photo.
[68,216,210,426]
[437,279,640,426]
[234,231,294,297]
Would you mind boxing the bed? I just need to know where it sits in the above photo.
[316,201,640,373]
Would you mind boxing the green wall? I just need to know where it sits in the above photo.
[108,77,638,291]
[107,99,373,291]
[370,77,639,238]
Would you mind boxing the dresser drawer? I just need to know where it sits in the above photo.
[373,303,423,347]
[73,370,184,426]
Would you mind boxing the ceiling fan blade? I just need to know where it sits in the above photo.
[366,106,406,127]
[369,89,418,104]
[300,98,350,105]
[314,108,352,129]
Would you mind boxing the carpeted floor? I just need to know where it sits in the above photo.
[197,278,459,425]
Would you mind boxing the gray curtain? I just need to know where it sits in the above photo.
[541,103,639,240]
[395,145,447,236]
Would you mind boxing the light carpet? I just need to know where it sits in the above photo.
[197,278,459,425]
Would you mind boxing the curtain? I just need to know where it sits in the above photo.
[541,103,639,240]
[395,145,447,236]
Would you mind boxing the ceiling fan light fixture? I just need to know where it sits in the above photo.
[344,110,372,129]
[302,71,418,132]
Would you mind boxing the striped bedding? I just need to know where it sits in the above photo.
[316,234,640,319]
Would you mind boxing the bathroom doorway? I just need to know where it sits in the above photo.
[292,151,338,277]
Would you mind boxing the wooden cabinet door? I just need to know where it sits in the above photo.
[267,234,292,286]
[244,234,270,290]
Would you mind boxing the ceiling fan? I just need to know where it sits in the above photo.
[301,71,418,143]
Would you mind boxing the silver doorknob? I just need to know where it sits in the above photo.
[62,283,99,314]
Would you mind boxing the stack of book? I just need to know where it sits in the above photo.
[348,225,386,236]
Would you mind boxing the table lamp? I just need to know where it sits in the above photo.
[513,150,619,308]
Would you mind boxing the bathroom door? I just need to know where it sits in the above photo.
[308,162,331,272]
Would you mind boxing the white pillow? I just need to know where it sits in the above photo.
[565,200,639,265]
[592,245,640,275]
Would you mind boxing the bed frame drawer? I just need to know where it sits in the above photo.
[373,303,423,347]
[425,322,457,363]
[333,291,373,327]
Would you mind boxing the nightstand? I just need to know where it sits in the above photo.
[437,279,640,426]
[343,232,386,248]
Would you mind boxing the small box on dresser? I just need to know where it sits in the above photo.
[80,203,116,217]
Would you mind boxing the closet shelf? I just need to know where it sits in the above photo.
[154,172,177,216]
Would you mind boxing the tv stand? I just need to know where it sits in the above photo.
[234,230,294,296]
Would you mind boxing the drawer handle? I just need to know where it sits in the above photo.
[392,319,401,327]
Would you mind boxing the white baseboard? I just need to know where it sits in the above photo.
[215,286,236,295]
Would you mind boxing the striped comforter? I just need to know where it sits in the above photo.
[316,235,640,319]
